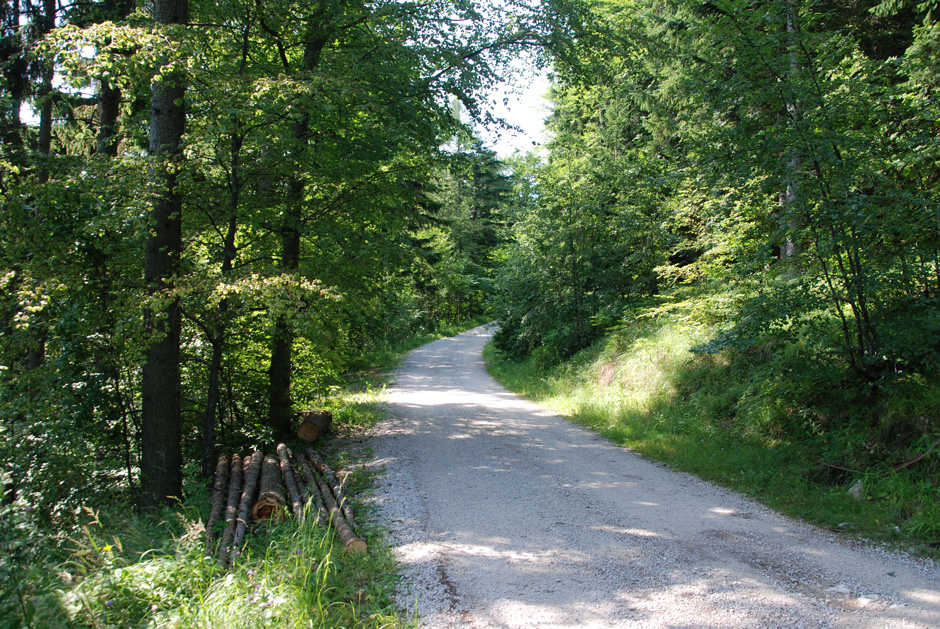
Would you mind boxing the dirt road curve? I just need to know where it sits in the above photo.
[369,325,940,628]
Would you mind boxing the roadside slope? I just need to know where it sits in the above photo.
[370,324,940,628]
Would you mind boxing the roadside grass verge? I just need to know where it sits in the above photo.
[5,316,488,628]
[484,286,940,557]
[346,315,492,386]
[5,379,412,629]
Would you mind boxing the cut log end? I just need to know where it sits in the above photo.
[297,410,332,442]
[344,537,367,553]
[251,496,286,521]
[297,423,319,442]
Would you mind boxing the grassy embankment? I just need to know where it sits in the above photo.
[3,317,489,629]
[484,285,940,556]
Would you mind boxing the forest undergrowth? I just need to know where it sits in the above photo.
[0,317,487,629]
[485,284,940,559]
[2,384,403,629]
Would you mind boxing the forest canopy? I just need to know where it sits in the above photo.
[492,0,940,476]
[3,0,940,608]
[0,0,558,518]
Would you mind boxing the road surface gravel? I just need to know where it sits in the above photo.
[368,324,940,628]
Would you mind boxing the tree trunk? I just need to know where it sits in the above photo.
[306,447,354,526]
[23,0,56,371]
[778,0,801,268]
[267,316,294,437]
[96,79,121,156]
[267,171,301,437]
[201,160,241,477]
[35,0,55,186]
[2,0,25,150]
[265,24,335,437]
[311,465,366,552]
[95,0,134,156]
[140,0,188,510]
[201,333,223,479]
[294,454,328,524]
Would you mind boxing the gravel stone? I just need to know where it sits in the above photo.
[368,325,940,628]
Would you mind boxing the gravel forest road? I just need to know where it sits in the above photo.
[369,324,940,628]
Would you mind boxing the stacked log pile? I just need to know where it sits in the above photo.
[204,444,365,566]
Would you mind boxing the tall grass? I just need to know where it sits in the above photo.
[485,286,940,557]
[9,378,411,628]
[3,316,504,628]
[52,507,405,629]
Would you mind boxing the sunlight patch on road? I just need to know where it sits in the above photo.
[592,525,665,539]
[904,589,940,605]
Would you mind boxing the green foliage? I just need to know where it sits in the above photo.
[486,283,940,552]
[49,502,406,628]
[493,3,678,362]
[407,143,512,327]
[0,477,49,629]
[1,0,543,523]
[1,0,541,618]
[0,339,446,629]
[493,0,940,476]
[52,508,407,629]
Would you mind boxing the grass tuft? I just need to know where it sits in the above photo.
[7,316,498,628]
[485,286,940,558]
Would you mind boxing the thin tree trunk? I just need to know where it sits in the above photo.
[140,0,188,510]
[934,255,940,294]
[311,466,366,552]
[267,319,295,437]
[305,448,355,525]
[3,0,24,145]
[276,444,305,521]
[200,331,223,479]
[202,21,253,474]
[201,131,242,477]
[36,0,54,186]
[294,454,328,523]
[97,79,121,156]
[91,2,134,484]
[265,24,334,437]
[778,0,801,268]
[23,0,56,371]
[267,170,301,437]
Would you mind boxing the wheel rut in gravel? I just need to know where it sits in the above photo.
[370,324,940,628]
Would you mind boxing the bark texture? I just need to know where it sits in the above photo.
[307,447,355,525]
[297,410,332,442]
[295,454,328,523]
[230,451,263,565]
[204,454,230,557]
[251,453,286,521]
[216,453,242,564]
[277,443,305,520]
[140,0,188,510]
[311,465,366,552]
[265,20,338,436]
